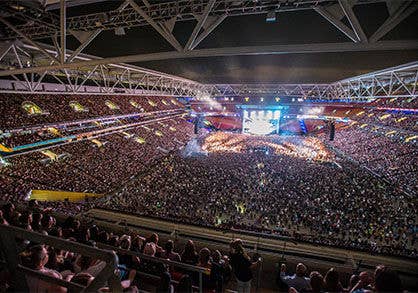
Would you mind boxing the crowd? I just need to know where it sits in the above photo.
[0,117,194,199]
[0,93,416,261]
[0,93,181,131]
[100,132,417,257]
[326,124,418,194]
[368,97,418,109]
[0,202,408,293]
[351,109,417,133]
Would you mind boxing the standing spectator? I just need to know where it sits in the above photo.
[229,239,260,293]
[374,266,403,293]
[324,268,344,292]
[309,271,324,293]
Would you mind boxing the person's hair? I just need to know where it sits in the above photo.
[19,212,32,225]
[375,267,402,292]
[212,250,222,263]
[164,240,174,253]
[89,225,99,240]
[230,239,249,260]
[148,233,158,244]
[41,215,52,228]
[49,227,62,238]
[108,235,119,247]
[183,240,197,256]
[296,263,307,277]
[199,248,211,265]
[309,271,324,293]
[62,216,75,229]
[119,235,131,250]
[2,203,14,218]
[28,199,38,208]
[30,245,47,269]
[31,213,43,230]
[324,268,341,292]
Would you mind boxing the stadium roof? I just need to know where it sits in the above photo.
[0,0,417,86]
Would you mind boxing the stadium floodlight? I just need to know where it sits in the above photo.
[115,27,126,36]
[266,11,276,22]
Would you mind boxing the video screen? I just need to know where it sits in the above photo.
[242,110,280,135]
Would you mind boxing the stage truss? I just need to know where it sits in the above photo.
[0,0,416,99]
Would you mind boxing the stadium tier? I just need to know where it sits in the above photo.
[0,91,417,292]
[0,1,417,292]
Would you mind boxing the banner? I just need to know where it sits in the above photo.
[29,190,103,202]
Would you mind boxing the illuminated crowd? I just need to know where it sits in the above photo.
[99,133,417,257]
[0,118,194,202]
[325,124,418,194]
[0,201,406,293]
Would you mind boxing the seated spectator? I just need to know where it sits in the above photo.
[143,233,163,257]
[25,245,66,293]
[181,240,198,266]
[117,235,140,280]
[131,235,145,253]
[197,248,211,270]
[280,263,311,292]
[210,250,229,293]
[161,240,181,262]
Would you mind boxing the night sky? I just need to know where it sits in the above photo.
[64,1,418,83]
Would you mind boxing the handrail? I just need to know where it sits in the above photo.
[17,265,85,292]
[97,242,209,274]
[97,242,208,293]
[0,224,121,293]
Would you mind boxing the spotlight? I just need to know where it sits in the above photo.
[115,27,126,36]
[266,11,276,22]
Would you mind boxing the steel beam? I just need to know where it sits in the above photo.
[0,16,59,63]
[60,0,66,64]
[67,29,102,62]
[338,0,368,42]
[314,7,358,42]
[185,0,217,50]
[127,0,182,52]
[2,0,352,41]
[369,1,418,43]
[1,40,418,77]
[190,14,227,50]
[0,43,13,62]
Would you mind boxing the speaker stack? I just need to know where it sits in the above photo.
[329,121,335,141]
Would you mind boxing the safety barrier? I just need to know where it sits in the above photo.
[0,224,121,292]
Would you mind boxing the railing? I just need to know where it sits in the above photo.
[97,243,209,293]
[0,223,212,293]
[0,224,121,293]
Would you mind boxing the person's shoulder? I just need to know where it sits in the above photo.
[42,268,63,279]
